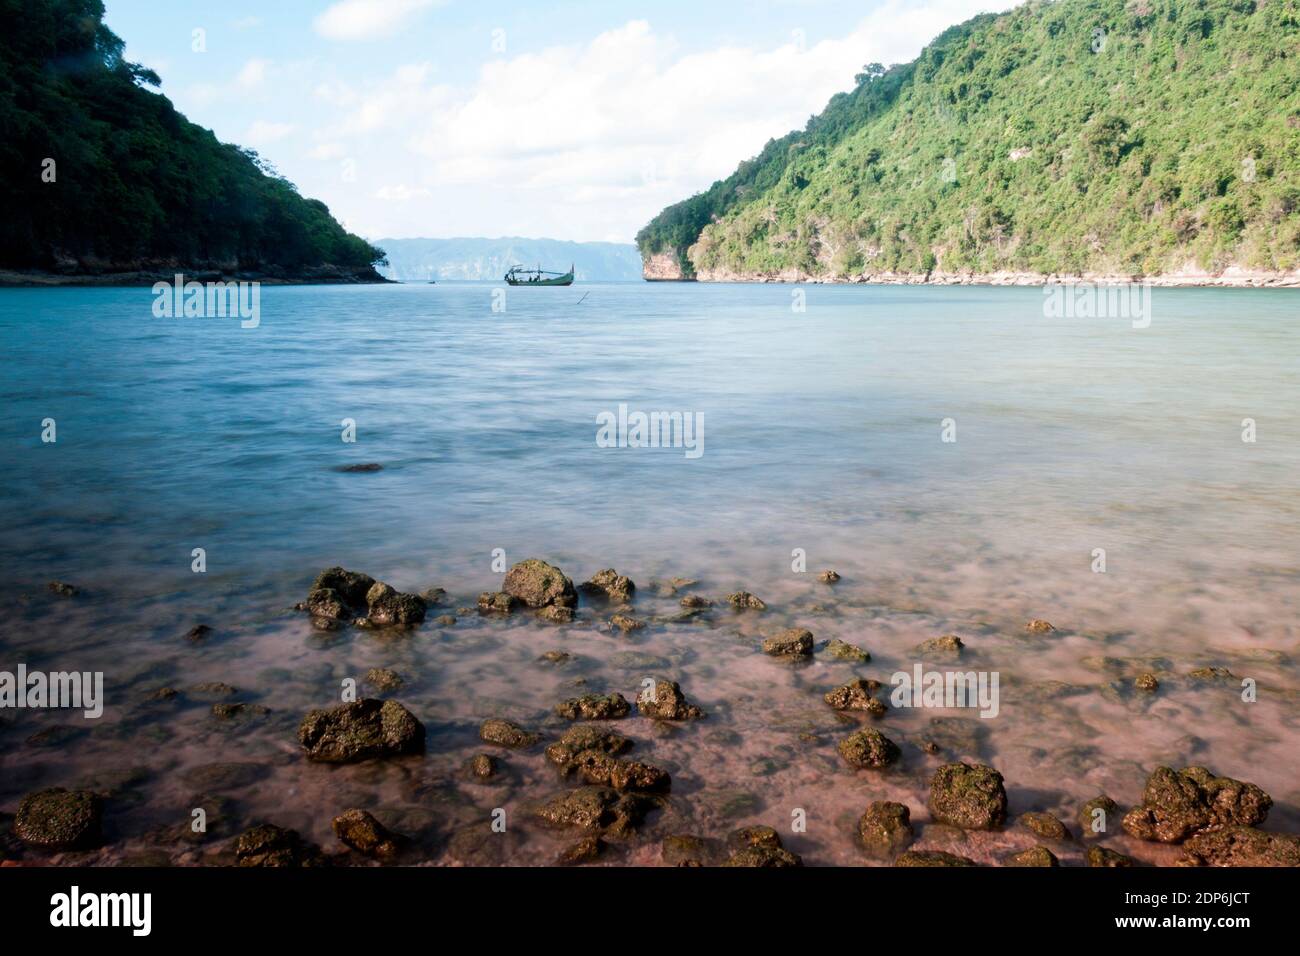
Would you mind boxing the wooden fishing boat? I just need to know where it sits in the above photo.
[504,263,574,286]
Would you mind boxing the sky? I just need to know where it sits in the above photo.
[105,0,1004,244]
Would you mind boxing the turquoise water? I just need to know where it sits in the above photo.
[1,282,1297,865]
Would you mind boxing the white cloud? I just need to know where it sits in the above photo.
[320,62,451,135]
[309,142,348,161]
[314,0,438,41]
[375,184,434,200]
[236,59,270,90]
[379,1,1000,238]
[245,120,297,145]
[291,0,1000,240]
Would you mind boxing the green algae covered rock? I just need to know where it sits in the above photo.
[928,762,1007,830]
[15,788,102,849]
[298,698,425,763]
[1121,766,1271,843]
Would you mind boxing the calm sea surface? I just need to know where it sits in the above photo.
[1,281,1297,864]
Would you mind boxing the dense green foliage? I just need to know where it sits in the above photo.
[0,0,384,274]
[634,55,922,274]
[639,0,1300,278]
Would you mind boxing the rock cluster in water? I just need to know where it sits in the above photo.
[16,555,1294,870]
[1121,766,1272,843]
[300,566,426,628]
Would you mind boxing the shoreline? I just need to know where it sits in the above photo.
[0,268,392,288]
[643,267,1300,288]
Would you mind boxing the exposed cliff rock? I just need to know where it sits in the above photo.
[642,250,694,282]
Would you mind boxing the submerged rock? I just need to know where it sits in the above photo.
[211,702,270,721]
[679,595,712,609]
[1186,666,1236,684]
[311,567,376,608]
[1121,766,1271,843]
[47,580,79,597]
[235,823,323,867]
[537,605,574,624]
[1181,826,1300,867]
[858,801,914,858]
[446,823,521,866]
[185,624,213,643]
[662,834,726,866]
[726,845,803,867]
[636,680,706,720]
[1020,812,1070,841]
[538,650,572,665]
[465,753,500,781]
[817,570,841,583]
[928,763,1008,830]
[533,786,651,836]
[762,628,813,658]
[558,835,605,866]
[895,850,975,867]
[1087,845,1135,867]
[332,809,404,859]
[724,827,802,867]
[838,729,900,768]
[477,591,519,613]
[609,613,645,633]
[503,559,576,609]
[479,718,540,749]
[1008,846,1059,867]
[914,634,964,659]
[825,638,869,662]
[297,699,425,763]
[363,582,427,627]
[305,587,353,621]
[364,668,403,692]
[179,762,268,791]
[727,591,767,610]
[1024,619,1056,634]
[1078,794,1121,838]
[1134,673,1159,693]
[555,693,630,720]
[546,725,632,767]
[824,678,886,715]
[580,569,636,603]
[303,568,424,628]
[565,752,671,793]
[14,788,102,849]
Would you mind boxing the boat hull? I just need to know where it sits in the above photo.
[505,274,573,286]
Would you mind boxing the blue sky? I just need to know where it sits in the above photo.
[105,0,1002,243]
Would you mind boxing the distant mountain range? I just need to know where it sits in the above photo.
[374,237,643,281]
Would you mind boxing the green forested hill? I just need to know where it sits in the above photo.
[638,0,1300,280]
[0,0,384,279]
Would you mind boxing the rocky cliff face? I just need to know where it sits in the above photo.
[641,250,693,281]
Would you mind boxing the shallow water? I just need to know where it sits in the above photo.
[1,281,1297,865]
